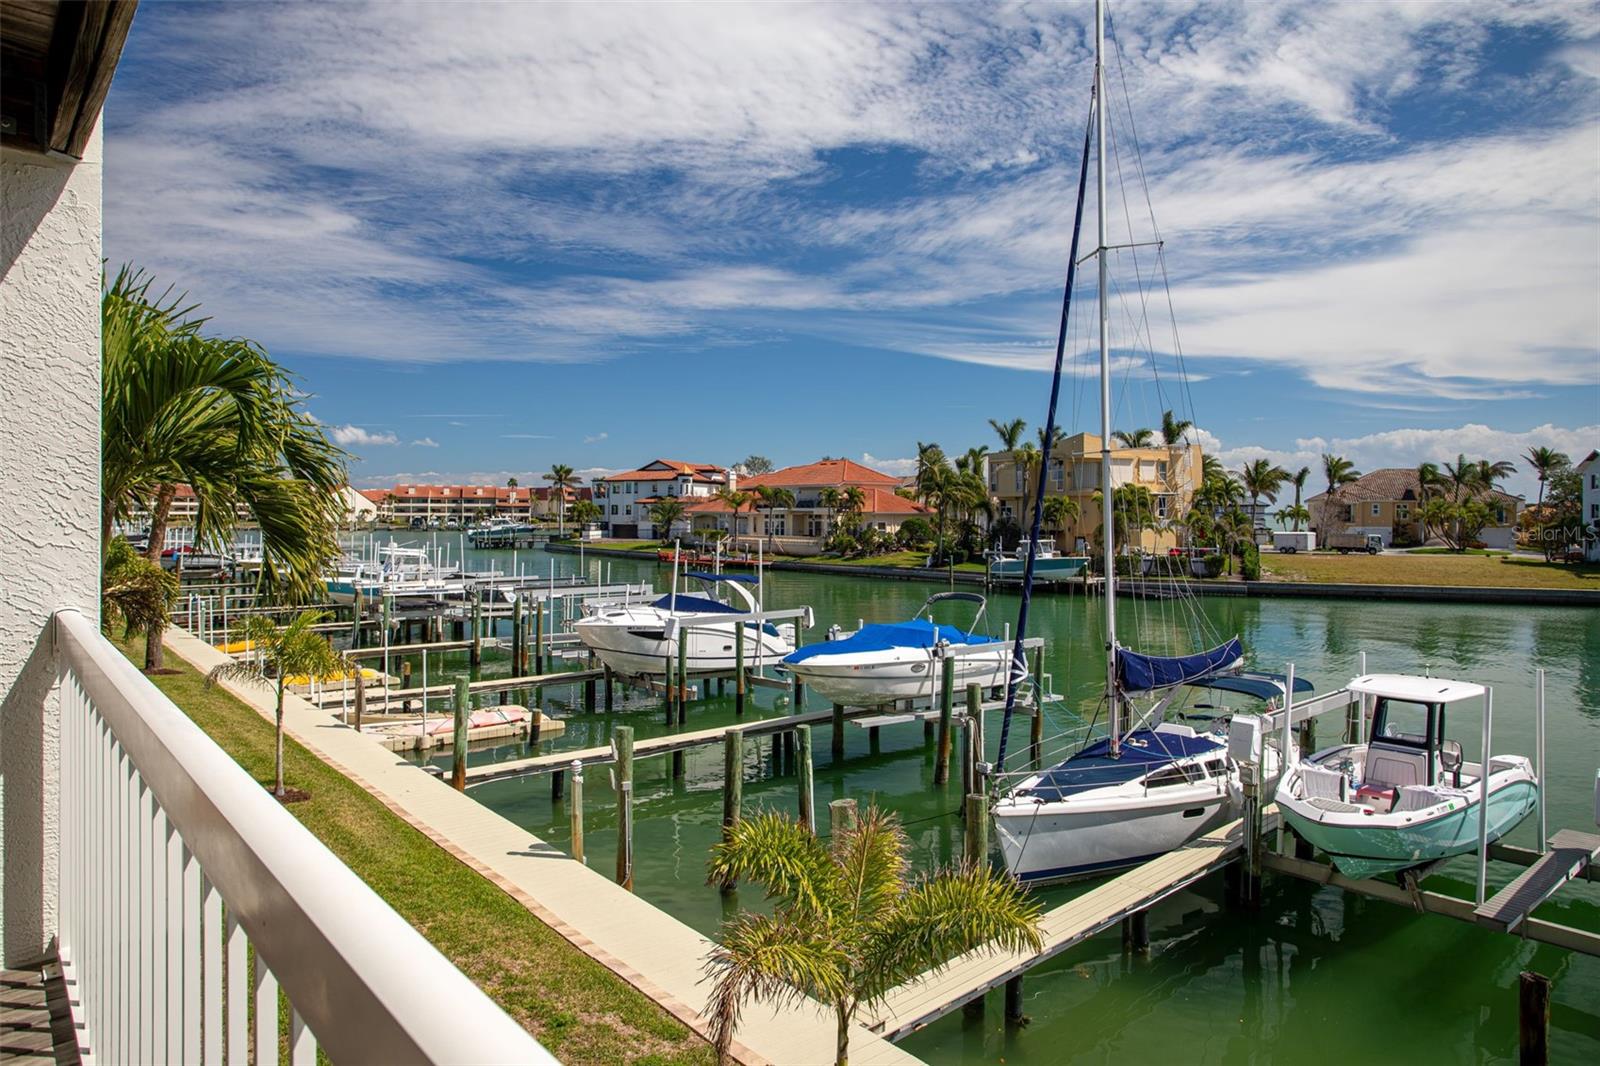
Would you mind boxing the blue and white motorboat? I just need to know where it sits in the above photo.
[780,592,1010,707]
[576,572,804,679]
[986,544,1089,583]
[1275,673,1537,879]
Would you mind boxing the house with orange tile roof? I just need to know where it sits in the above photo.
[682,458,930,556]
[598,459,732,538]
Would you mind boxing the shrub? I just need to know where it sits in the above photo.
[1201,553,1226,579]
[1240,541,1261,580]
[897,517,934,549]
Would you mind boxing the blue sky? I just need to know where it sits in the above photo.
[103,1,1598,498]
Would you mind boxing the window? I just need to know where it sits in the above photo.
[611,505,618,515]
[1396,503,1409,520]
[1014,467,1026,493]
[1371,503,1381,517]
[1050,459,1064,489]
[1156,460,1168,481]
[1340,505,1353,521]
[1155,495,1170,519]
[1591,503,1599,520]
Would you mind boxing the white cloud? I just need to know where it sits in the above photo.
[329,425,399,447]
[582,431,609,444]
[411,437,439,447]
[861,452,918,478]
[1194,422,1599,500]
[501,433,553,440]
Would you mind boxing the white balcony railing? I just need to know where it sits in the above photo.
[52,609,554,1064]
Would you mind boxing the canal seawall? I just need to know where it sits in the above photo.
[545,543,1600,608]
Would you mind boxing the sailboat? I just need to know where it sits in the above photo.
[989,0,1268,883]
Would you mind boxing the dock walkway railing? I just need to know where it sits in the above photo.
[52,609,554,1065]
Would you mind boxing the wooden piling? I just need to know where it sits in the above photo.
[1520,971,1550,1065]
[603,666,614,712]
[584,677,597,712]
[353,670,366,732]
[1298,715,1315,758]
[552,768,565,802]
[832,702,846,760]
[829,797,857,835]
[934,651,954,786]
[869,725,881,756]
[470,598,482,667]
[451,676,470,791]
[964,793,987,867]
[1004,976,1026,1025]
[569,760,585,863]
[677,639,688,726]
[511,595,523,674]
[720,730,744,894]
[614,725,634,891]
[796,724,815,833]
[534,601,544,673]
[793,679,805,711]
[734,622,746,717]
[1029,646,1044,767]
[1239,762,1262,908]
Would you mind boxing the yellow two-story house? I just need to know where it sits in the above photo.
[988,432,1204,552]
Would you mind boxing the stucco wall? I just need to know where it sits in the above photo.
[0,123,103,965]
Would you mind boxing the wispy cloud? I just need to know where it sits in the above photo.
[501,433,553,440]
[583,431,609,444]
[411,437,439,447]
[329,425,399,447]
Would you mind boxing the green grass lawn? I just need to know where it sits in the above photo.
[115,636,711,1066]
[813,550,986,572]
[590,539,661,552]
[1259,551,1600,589]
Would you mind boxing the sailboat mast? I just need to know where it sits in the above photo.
[1095,0,1118,748]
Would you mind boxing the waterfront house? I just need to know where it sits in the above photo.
[1307,468,1524,548]
[2,5,548,1058]
[988,433,1205,553]
[598,459,731,538]
[1579,450,1600,562]
[681,458,931,556]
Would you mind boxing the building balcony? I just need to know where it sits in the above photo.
[8,610,553,1064]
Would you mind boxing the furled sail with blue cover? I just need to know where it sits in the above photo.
[1115,637,1244,693]
[783,619,997,664]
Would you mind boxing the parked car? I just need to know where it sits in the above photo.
[1324,532,1383,554]
[1272,531,1316,554]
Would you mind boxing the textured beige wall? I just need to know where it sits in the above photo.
[0,123,103,965]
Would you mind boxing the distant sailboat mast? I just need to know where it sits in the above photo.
[1095,0,1120,755]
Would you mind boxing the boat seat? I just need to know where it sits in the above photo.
[1363,742,1431,790]
[1300,764,1349,803]
[1308,797,1363,814]
[1395,785,1452,813]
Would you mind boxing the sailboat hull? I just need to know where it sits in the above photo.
[994,786,1232,883]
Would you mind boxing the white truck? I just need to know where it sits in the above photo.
[1271,531,1315,553]
[1324,531,1384,554]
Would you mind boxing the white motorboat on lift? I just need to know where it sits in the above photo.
[1275,673,1538,880]
[575,571,807,679]
[780,592,1010,707]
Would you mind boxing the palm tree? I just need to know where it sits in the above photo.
[1286,466,1311,530]
[1041,495,1080,546]
[1475,458,1516,494]
[570,499,602,528]
[1160,409,1193,446]
[987,417,1026,454]
[716,488,752,548]
[506,477,518,488]
[1523,447,1570,510]
[1112,428,1155,448]
[648,498,689,543]
[1442,453,1480,502]
[1320,454,1361,532]
[704,807,1041,1066]
[102,267,347,671]
[1010,442,1042,532]
[752,485,795,554]
[841,486,866,515]
[1200,454,1227,485]
[207,611,350,798]
[101,537,178,639]
[544,463,577,534]
[1275,504,1311,530]
[1237,459,1288,528]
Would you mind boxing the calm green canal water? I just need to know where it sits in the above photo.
[361,535,1600,1063]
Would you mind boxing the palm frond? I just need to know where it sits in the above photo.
[831,806,909,928]
[706,810,839,916]
[702,910,849,1063]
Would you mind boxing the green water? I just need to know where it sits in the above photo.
[361,535,1600,1063]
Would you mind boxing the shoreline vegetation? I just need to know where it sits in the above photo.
[551,540,1600,595]
[112,634,715,1066]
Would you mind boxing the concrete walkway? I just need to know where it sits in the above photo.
[166,628,921,1066]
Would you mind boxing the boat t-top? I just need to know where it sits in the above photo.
[576,571,807,680]
[1275,673,1538,880]
[780,592,1011,708]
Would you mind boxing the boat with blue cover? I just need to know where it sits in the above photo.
[780,592,1010,707]
[1275,673,1538,879]
[575,571,805,679]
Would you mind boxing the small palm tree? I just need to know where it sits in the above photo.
[705,807,1042,1066]
[1041,495,1080,546]
[207,611,350,798]
[752,485,795,553]
[544,463,577,534]
[1523,446,1570,510]
[101,537,178,639]
[1237,459,1288,528]
[988,417,1026,454]
[1288,466,1311,529]
[716,488,752,548]
[1160,409,1192,446]
[506,477,519,488]
[1113,428,1156,448]
[1320,454,1361,531]
[649,498,689,543]
[1275,504,1311,530]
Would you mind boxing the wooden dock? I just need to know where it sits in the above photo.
[464,705,878,784]
[1475,829,1599,934]
[860,810,1275,1041]
[312,667,604,710]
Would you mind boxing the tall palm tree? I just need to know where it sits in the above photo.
[987,418,1026,454]
[648,498,689,543]
[1112,428,1155,448]
[1010,442,1042,532]
[1237,459,1288,527]
[1442,453,1480,502]
[506,477,519,488]
[715,488,752,547]
[1041,495,1080,545]
[207,611,351,798]
[1523,447,1569,510]
[1200,453,1227,485]
[544,463,577,534]
[1320,454,1361,532]
[1475,458,1516,494]
[1275,504,1311,530]
[752,485,795,554]
[1160,409,1192,446]
[705,808,1041,1066]
[1287,466,1311,530]
[102,267,347,670]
